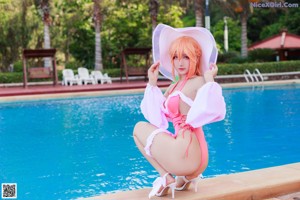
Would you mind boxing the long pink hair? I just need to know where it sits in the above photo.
[169,36,202,79]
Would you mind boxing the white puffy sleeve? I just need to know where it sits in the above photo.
[140,84,169,129]
[186,82,226,128]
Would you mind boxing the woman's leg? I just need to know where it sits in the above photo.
[150,129,202,175]
[175,129,209,189]
[133,121,175,184]
[133,121,202,177]
[186,128,209,179]
[134,122,209,194]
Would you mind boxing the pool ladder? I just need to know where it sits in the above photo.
[244,69,264,83]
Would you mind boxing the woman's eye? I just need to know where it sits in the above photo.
[183,55,189,60]
[173,56,178,59]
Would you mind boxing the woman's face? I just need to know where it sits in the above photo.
[173,53,190,77]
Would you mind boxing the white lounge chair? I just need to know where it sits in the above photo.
[91,71,112,84]
[62,69,81,86]
[78,67,96,85]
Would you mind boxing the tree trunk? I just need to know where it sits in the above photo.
[194,0,203,27]
[94,0,103,71]
[95,22,103,71]
[149,0,159,32]
[241,11,248,57]
[40,0,52,68]
[65,33,70,64]
[21,0,27,49]
[44,23,52,68]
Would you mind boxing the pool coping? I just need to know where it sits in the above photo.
[0,79,299,103]
[82,162,300,200]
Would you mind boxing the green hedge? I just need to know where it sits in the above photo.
[218,60,300,75]
[103,68,120,77]
[218,49,277,64]
[0,71,64,84]
[0,72,24,83]
[1,61,300,83]
[248,48,276,62]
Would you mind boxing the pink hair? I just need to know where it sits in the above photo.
[169,36,202,79]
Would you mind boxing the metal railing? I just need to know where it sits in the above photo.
[244,68,264,82]
[253,68,264,82]
[244,69,254,83]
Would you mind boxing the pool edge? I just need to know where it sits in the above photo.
[0,79,299,103]
[81,162,300,200]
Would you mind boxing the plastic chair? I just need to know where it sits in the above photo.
[62,69,81,86]
[91,71,112,84]
[78,67,96,85]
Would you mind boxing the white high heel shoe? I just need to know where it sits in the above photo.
[175,174,203,192]
[148,173,176,199]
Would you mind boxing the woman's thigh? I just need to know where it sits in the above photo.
[134,122,202,175]
[151,131,202,175]
[133,121,162,146]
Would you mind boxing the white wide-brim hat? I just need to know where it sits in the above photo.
[152,23,218,81]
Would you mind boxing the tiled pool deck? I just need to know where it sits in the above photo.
[1,79,299,200]
[0,80,170,97]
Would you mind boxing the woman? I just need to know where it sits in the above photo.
[133,24,226,199]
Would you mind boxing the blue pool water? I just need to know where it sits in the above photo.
[0,84,299,199]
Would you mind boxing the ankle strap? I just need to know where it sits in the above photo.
[161,173,171,186]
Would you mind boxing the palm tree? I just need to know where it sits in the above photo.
[194,0,204,27]
[93,0,103,71]
[220,0,251,57]
[151,0,204,29]
[149,0,159,32]
[21,0,29,49]
[177,0,205,27]
[221,0,285,57]
[36,0,52,67]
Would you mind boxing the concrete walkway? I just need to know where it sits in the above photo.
[0,80,170,97]
[83,163,300,200]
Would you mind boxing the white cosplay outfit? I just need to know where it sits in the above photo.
[139,24,226,199]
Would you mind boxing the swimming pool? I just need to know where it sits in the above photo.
[0,84,299,199]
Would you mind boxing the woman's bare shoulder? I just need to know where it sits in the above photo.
[189,76,205,89]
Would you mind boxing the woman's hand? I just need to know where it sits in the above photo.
[148,61,160,86]
[204,63,218,82]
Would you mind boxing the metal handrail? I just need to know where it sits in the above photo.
[244,69,254,82]
[253,68,264,82]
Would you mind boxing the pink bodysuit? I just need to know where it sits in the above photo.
[164,78,191,135]
[141,80,226,170]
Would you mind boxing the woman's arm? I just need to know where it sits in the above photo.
[148,61,174,98]
[204,63,218,83]
[148,61,160,86]
[140,61,169,129]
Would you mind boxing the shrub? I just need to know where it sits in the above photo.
[218,51,239,63]
[65,61,82,70]
[103,68,120,77]
[248,48,276,62]
[13,61,23,72]
[0,72,23,83]
[218,60,300,75]
[227,56,251,64]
